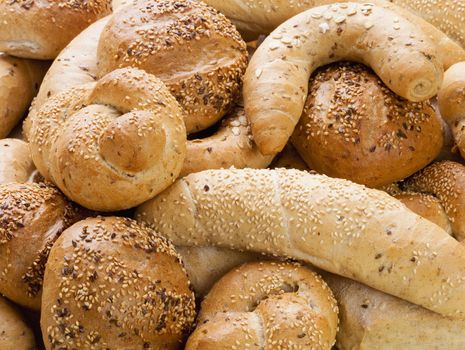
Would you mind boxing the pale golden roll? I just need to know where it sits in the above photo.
[0,182,86,310]
[438,62,465,159]
[291,63,443,187]
[97,0,248,133]
[186,261,338,350]
[29,67,186,211]
[203,0,465,69]
[244,3,444,155]
[0,295,36,350]
[136,168,465,319]
[181,105,274,176]
[0,54,48,139]
[0,0,111,59]
[24,17,110,140]
[324,274,465,350]
[41,216,196,349]
[403,161,465,241]
[0,139,35,184]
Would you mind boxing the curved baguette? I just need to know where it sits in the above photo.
[136,168,465,319]
[244,3,443,154]
[204,0,465,69]
[324,274,465,350]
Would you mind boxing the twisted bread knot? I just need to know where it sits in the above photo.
[29,67,186,211]
[186,261,339,349]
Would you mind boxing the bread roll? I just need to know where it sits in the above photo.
[403,161,465,241]
[203,0,465,69]
[0,182,86,310]
[182,105,273,176]
[324,274,465,350]
[0,139,35,184]
[0,54,48,139]
[270,143,311,171]
[97,0,248,134]
[438,62,465,159]
[291,63,443,187]
[186,261,338,349]
[29,68,186,211]
[244,3,444,155]
[41,216,196,349]
[136,168,465,319]
[0,295,36,350]
[0,0,111,59]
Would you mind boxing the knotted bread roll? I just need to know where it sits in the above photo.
[136,168,465,319]
[29,67,186,211]
[41,216,196,349]
[244,3,444,155]
[97,0,248,133]
[438,62,465,158]
[0,182,87,310]
[186,261,338,350]
[291,63,443,187]
[0,295,36,350]
[0,139,35,184]
[0,54,48,138]
[0,0,111,59]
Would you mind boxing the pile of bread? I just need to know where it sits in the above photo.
[1,0,465,349]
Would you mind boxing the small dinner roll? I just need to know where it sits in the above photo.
[41,216,196,349]
[0,139,35,184]
[0,295,36,350]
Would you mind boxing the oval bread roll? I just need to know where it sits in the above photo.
[244,3,444,155]
[0,139,35,185]
[0,296,36,350]
[136,168,465,319]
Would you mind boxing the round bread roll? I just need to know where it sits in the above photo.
[0,182,86,310]
[0,0,111,59]
[41,216,196,349]
[97,0,248,133]
[244,3,444,155]
[182,105,273,176]
[0,139,35,184]
[403,161,465,241]
[186,261,338,349]
[0,295,36,350]
[0,54,48,139]
[291,63,443,187]
[29,67,187,211]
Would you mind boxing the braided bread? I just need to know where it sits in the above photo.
[29,68,186,211]
[244,3,444,155]
[0,0,111,59]
[136,168,465,319]
[186,261,338,350]
[0,139,35,185]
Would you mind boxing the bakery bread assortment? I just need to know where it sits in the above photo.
[291,62,443,187]
[186,261,339,349]
[1,0,465,348]
[41,216,196,349]
[0,182,86,310]
[244,3,444,155]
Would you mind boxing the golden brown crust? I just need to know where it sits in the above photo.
[0,0,111,59]
[270,143,311,171]
[0,182,86,310]
[244,3,444,155]
[403,161,465,241]
[0,139,35,184]
[291,63,443,187]
[204,0,465,69]
[41,216,196,349]
[186,261,338,349]
[181,105,273,176]
[438,62,465,159]
[29,68,187,211]
[0,296,36,350]
[0,54,48,139]
[136,168,465,319]
[97,0,248,133]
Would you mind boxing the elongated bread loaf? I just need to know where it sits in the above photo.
[244,3,443,154]
[136,168,465,319]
